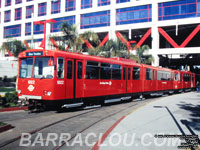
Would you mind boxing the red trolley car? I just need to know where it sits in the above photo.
[17,49,195,110]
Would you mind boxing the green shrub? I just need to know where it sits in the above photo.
[4,92,18,104]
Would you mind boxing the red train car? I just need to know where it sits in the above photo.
[17,49,195,110]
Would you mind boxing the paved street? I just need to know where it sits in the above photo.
[0,92,199,150]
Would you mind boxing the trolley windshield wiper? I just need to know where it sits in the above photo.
[40,75,45,79]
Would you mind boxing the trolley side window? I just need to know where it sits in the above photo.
[67,61,72,79]
[174,73,180,81]
[86,61,99,79]
[183,74,190,81]
[112,64,121,80]
[77,62,83,79]
[133,67,140,80]
[154,70,157,80]
[146,68,152,80]
[128,68,131,80]
[57,58,64,79]
[158,71,162,80]
[20,58,33,78]
[123,67,126,80]
[100,63,111,80]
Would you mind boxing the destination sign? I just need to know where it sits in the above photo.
[26,51,43,56]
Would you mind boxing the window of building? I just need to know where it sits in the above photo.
[57,58,64,79]
[26,23,45,35]
[77,62,82,79]
[25,22,31,35]
[81,0,92,9]
[112,64,121,80]
[146,68,151,80]
[67,61,73,79]
[116,5,152,25]
[4,10,11,22]
[26,5,34,18]
[66,0,75,12]
[133,67,140,80]
[116,0,130,4]
[51,0,61,14]
[51,16,75,32]
[0,0,1,8]
[159,0,199,21]
[100,63,111,79]
[98,0,110,6]
[38,2,47,16]
[16,0,22,4]
[4,24,21,38]
[81,10,110,29]
[34,23,44,35]
[15,8,22,20]
[27,0,33,1]
[86,61,99,79]
[5,0,11,6]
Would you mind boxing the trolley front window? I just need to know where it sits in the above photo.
[19,57,54,79]
[20,58,33,78]
[34,57,54,79]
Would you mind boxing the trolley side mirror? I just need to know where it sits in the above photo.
[48,59,53,66]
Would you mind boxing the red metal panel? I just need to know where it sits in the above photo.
[39,39,45,49]
[84,40,94,49]
[180,24,200,48]
[3,43,14,56]
[134,28,152,50]
[116,32,132,50]
[99,34,109,47]
[158,27,180,48]
[50,38,59,50]
[24,40,30,49]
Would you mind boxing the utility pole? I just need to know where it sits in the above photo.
[34,19,56,49]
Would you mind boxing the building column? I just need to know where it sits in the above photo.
[151,0,159,66]
[76,0,81,33]
[0,1,5,57]
[60,0,65,14]
[109,0,117,40]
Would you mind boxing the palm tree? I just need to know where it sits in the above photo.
[59,22,83,52]
[90,39,128,58]
[0,40,27,57]
[59,22,101,52]
[81,30,100,47]
[131,45,154,65]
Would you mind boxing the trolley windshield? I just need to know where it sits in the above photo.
[19,57,54,79]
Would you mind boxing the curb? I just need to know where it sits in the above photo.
[0,124,14,133]
[92,115,126,150]
[0,106,28,112]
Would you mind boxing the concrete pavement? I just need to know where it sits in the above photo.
[96,92,200,150]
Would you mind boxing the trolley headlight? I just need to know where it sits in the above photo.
[47,91,52,96]
[44,91,51,96]
[18,90,21,94]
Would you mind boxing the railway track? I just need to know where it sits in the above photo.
[52,102,139,150]
[0,97,159,150]
[0,107,101,149]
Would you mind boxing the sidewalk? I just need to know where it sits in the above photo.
[94,92,200,150]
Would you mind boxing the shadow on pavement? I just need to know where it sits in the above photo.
[177,102,200,131]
